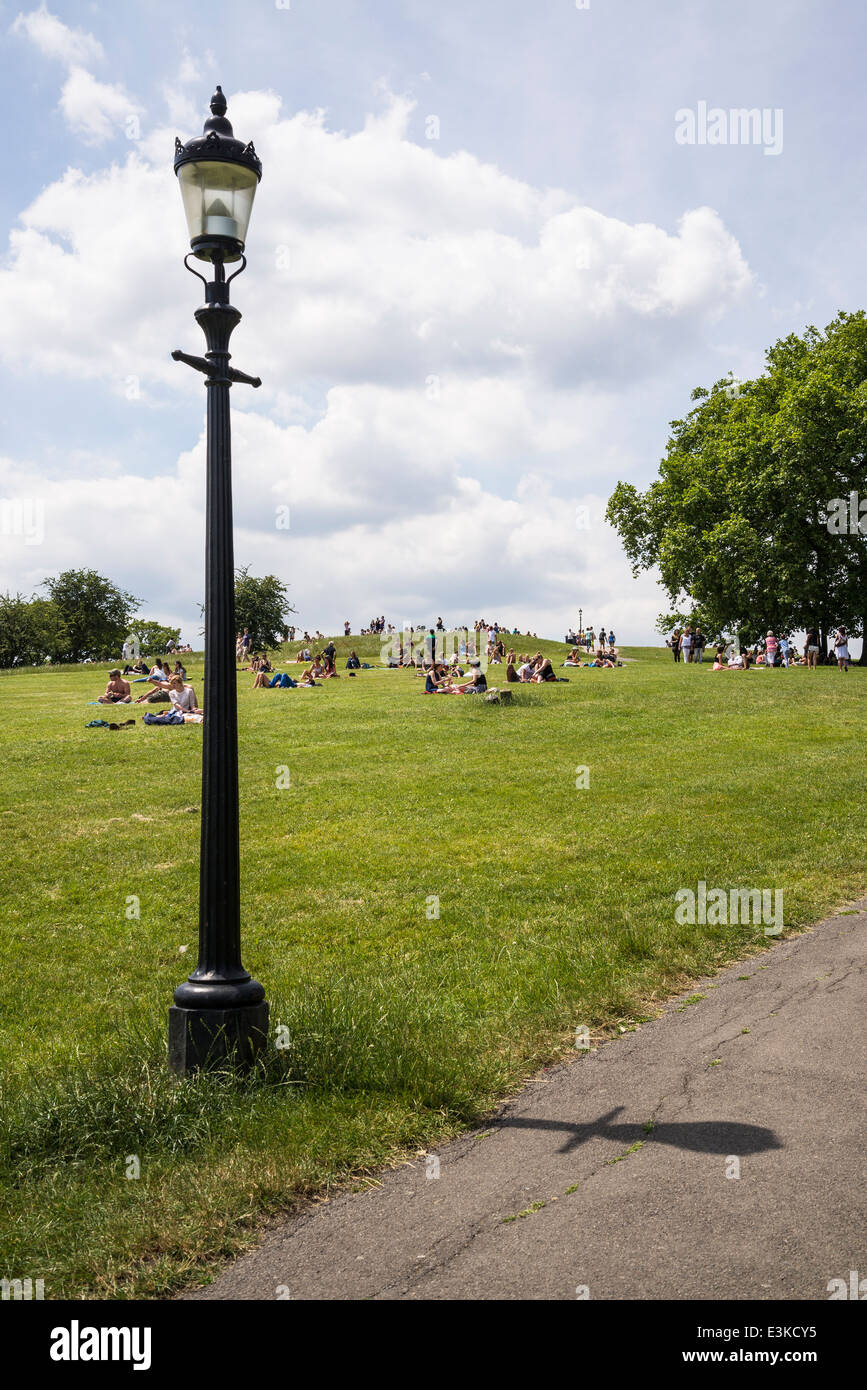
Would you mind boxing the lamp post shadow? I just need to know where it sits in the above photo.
[495,1106,783,1156]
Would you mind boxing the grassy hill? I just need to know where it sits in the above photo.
[0,646,863,1296]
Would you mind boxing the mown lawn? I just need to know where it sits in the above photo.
[0,638,864,1297]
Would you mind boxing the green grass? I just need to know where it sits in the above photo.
[0,638,864,1297]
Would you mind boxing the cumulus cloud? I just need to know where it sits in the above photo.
[10,4,103,66]
[59,67,144,145]
[0,83,754,641]
[11,5,142,146]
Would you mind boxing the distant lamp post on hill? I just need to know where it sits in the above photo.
[168,87,268,1075]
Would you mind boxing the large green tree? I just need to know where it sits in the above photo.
[128,619,182,657]
[0,594,67,668]
[233,567,295,649]
[42,569,140,662]
[606,311,867,653]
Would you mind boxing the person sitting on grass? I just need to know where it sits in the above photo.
[345,650,361,669]
[123,657,147,676]
[147,659,169,686]
[449,659,487,693]
[168,674,203,715]
[424,662,450,693]
[563,647,584,666]
[134,663,172,702]
[532,657,557,681]
[516,655,536,681]
[99,670,132,703]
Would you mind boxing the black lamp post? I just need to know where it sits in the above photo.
[168,87,268,1075]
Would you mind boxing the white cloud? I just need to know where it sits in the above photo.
[11,6,143,146]
[0,86,756,642]
[58,66,144,146]
[10,4,103,66]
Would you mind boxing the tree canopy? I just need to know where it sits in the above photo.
[128,619,182,656]
[0,572,187,667]
[0,594,68,668]
[606,310,867,648]
[42,569,140,663]
[233,567,295,649]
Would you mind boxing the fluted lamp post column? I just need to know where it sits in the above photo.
[168,86,268,1074]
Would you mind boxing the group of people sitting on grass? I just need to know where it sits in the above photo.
[563,645,621,668]
[424,659,489,693]
[421,651,567,691]
[248,640,368,689]
[98,661,203,717]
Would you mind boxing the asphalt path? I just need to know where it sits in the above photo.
[183,904,866,1301]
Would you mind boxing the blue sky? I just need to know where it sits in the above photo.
[1,0,864,645]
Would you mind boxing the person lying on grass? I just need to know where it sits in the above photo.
[98,670,132,703]
[714,650,748,670]
[563,647,584,666]
[168,674,203,714]
[123,658,148,675]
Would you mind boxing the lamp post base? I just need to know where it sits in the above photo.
[168,1002,270,1076]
